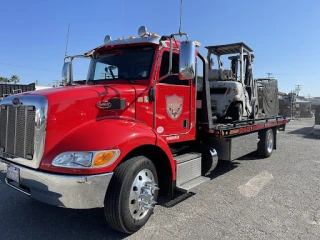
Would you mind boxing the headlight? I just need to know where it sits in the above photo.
[52,150,121,169]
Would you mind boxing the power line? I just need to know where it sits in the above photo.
[0,62,86,75]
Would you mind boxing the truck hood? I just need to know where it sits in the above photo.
[23,84,137,154]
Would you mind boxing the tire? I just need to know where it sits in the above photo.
[217,116,225,122]
[258,129,274,158]
[231,103,243,121]
[250,104,259,119]
[104,156,159,234]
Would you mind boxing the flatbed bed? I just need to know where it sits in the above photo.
[202,116,290,138]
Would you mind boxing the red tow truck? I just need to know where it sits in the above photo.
[0,26,289,233]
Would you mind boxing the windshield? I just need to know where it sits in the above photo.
[88,46,155,81]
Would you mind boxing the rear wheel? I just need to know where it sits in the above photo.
[231,103,243,121]
[258,129,274,158]
[250,104,259,119]
[104,156,159,234]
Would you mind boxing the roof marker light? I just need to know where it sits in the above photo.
[194,41,201,47]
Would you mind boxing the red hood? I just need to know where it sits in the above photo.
[23,84,137,157]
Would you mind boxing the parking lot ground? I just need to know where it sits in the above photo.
[1,118,320,240]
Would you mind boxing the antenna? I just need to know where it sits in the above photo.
[64,23,70,57]
[179,0,183,35]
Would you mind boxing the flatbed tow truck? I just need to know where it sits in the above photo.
[0,26,289,234]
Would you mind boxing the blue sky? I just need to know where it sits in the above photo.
[0,0,319,96]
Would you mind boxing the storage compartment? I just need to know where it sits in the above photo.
[207,132,259,161]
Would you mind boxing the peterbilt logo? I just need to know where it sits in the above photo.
[166,94,183,120]
[97,101,112,109]
[12,98,22,107]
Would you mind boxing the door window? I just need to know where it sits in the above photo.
[159,52,189,86]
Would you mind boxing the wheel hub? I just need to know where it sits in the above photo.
[129,169,159,220]
[267,132,273,153]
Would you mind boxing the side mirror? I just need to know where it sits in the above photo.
[62,62,72,85]
[179,41,196,80]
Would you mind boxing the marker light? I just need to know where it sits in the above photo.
[129,36,135,39]
[150,33,159,37]
[194,41,201,47]
[93,150,121,167]
[104,35,112,44]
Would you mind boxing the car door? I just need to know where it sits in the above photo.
[154,51,192,139]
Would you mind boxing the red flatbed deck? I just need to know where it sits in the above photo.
[204,116,290,138]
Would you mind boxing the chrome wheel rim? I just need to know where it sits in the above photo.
[267,132,273,153]
[129,169,159,220]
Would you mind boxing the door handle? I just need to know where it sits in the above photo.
[183,119,188,128]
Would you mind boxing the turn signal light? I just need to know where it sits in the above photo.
[150,33,159,36]
[93,151,115,166]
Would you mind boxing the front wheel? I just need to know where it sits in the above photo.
[104,156,159,234]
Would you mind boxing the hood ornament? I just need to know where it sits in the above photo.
[12,97,22,107]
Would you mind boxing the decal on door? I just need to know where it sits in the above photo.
[166,94,184,120]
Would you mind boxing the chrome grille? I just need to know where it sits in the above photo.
[0,105,35,159]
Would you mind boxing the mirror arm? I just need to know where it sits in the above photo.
[69,57,74,85]
[169,38,173,74]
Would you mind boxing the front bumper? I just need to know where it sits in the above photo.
[0,159,113,209]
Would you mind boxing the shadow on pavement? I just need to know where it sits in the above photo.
[1,198,128,240]
[160,161,239,208]
[287,126,319,139]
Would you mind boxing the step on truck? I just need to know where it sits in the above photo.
[0,26,289,234]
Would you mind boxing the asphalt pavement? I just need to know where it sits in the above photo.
[0,118,319,240]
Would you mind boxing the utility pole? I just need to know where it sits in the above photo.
[266,73,273,79]
[290,90,297,119]
[295,85,302,96]
[307,94,312,99]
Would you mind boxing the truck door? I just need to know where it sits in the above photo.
[155,51,193,139]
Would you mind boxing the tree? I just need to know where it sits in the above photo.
[10,75,20,84]
[0,77,9,83]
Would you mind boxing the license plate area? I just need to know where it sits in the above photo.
[7,165,20,183]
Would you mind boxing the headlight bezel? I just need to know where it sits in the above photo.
[52,149,121,169]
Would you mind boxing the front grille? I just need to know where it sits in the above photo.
[0,105,35,159]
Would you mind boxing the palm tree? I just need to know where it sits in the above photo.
[10,75,20,84]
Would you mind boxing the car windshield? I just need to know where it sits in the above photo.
[88,46,155,81]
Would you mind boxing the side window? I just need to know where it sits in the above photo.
[159,52,189,86]
[196,56,204,91]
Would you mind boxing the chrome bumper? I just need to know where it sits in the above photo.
[0,159,113,209]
